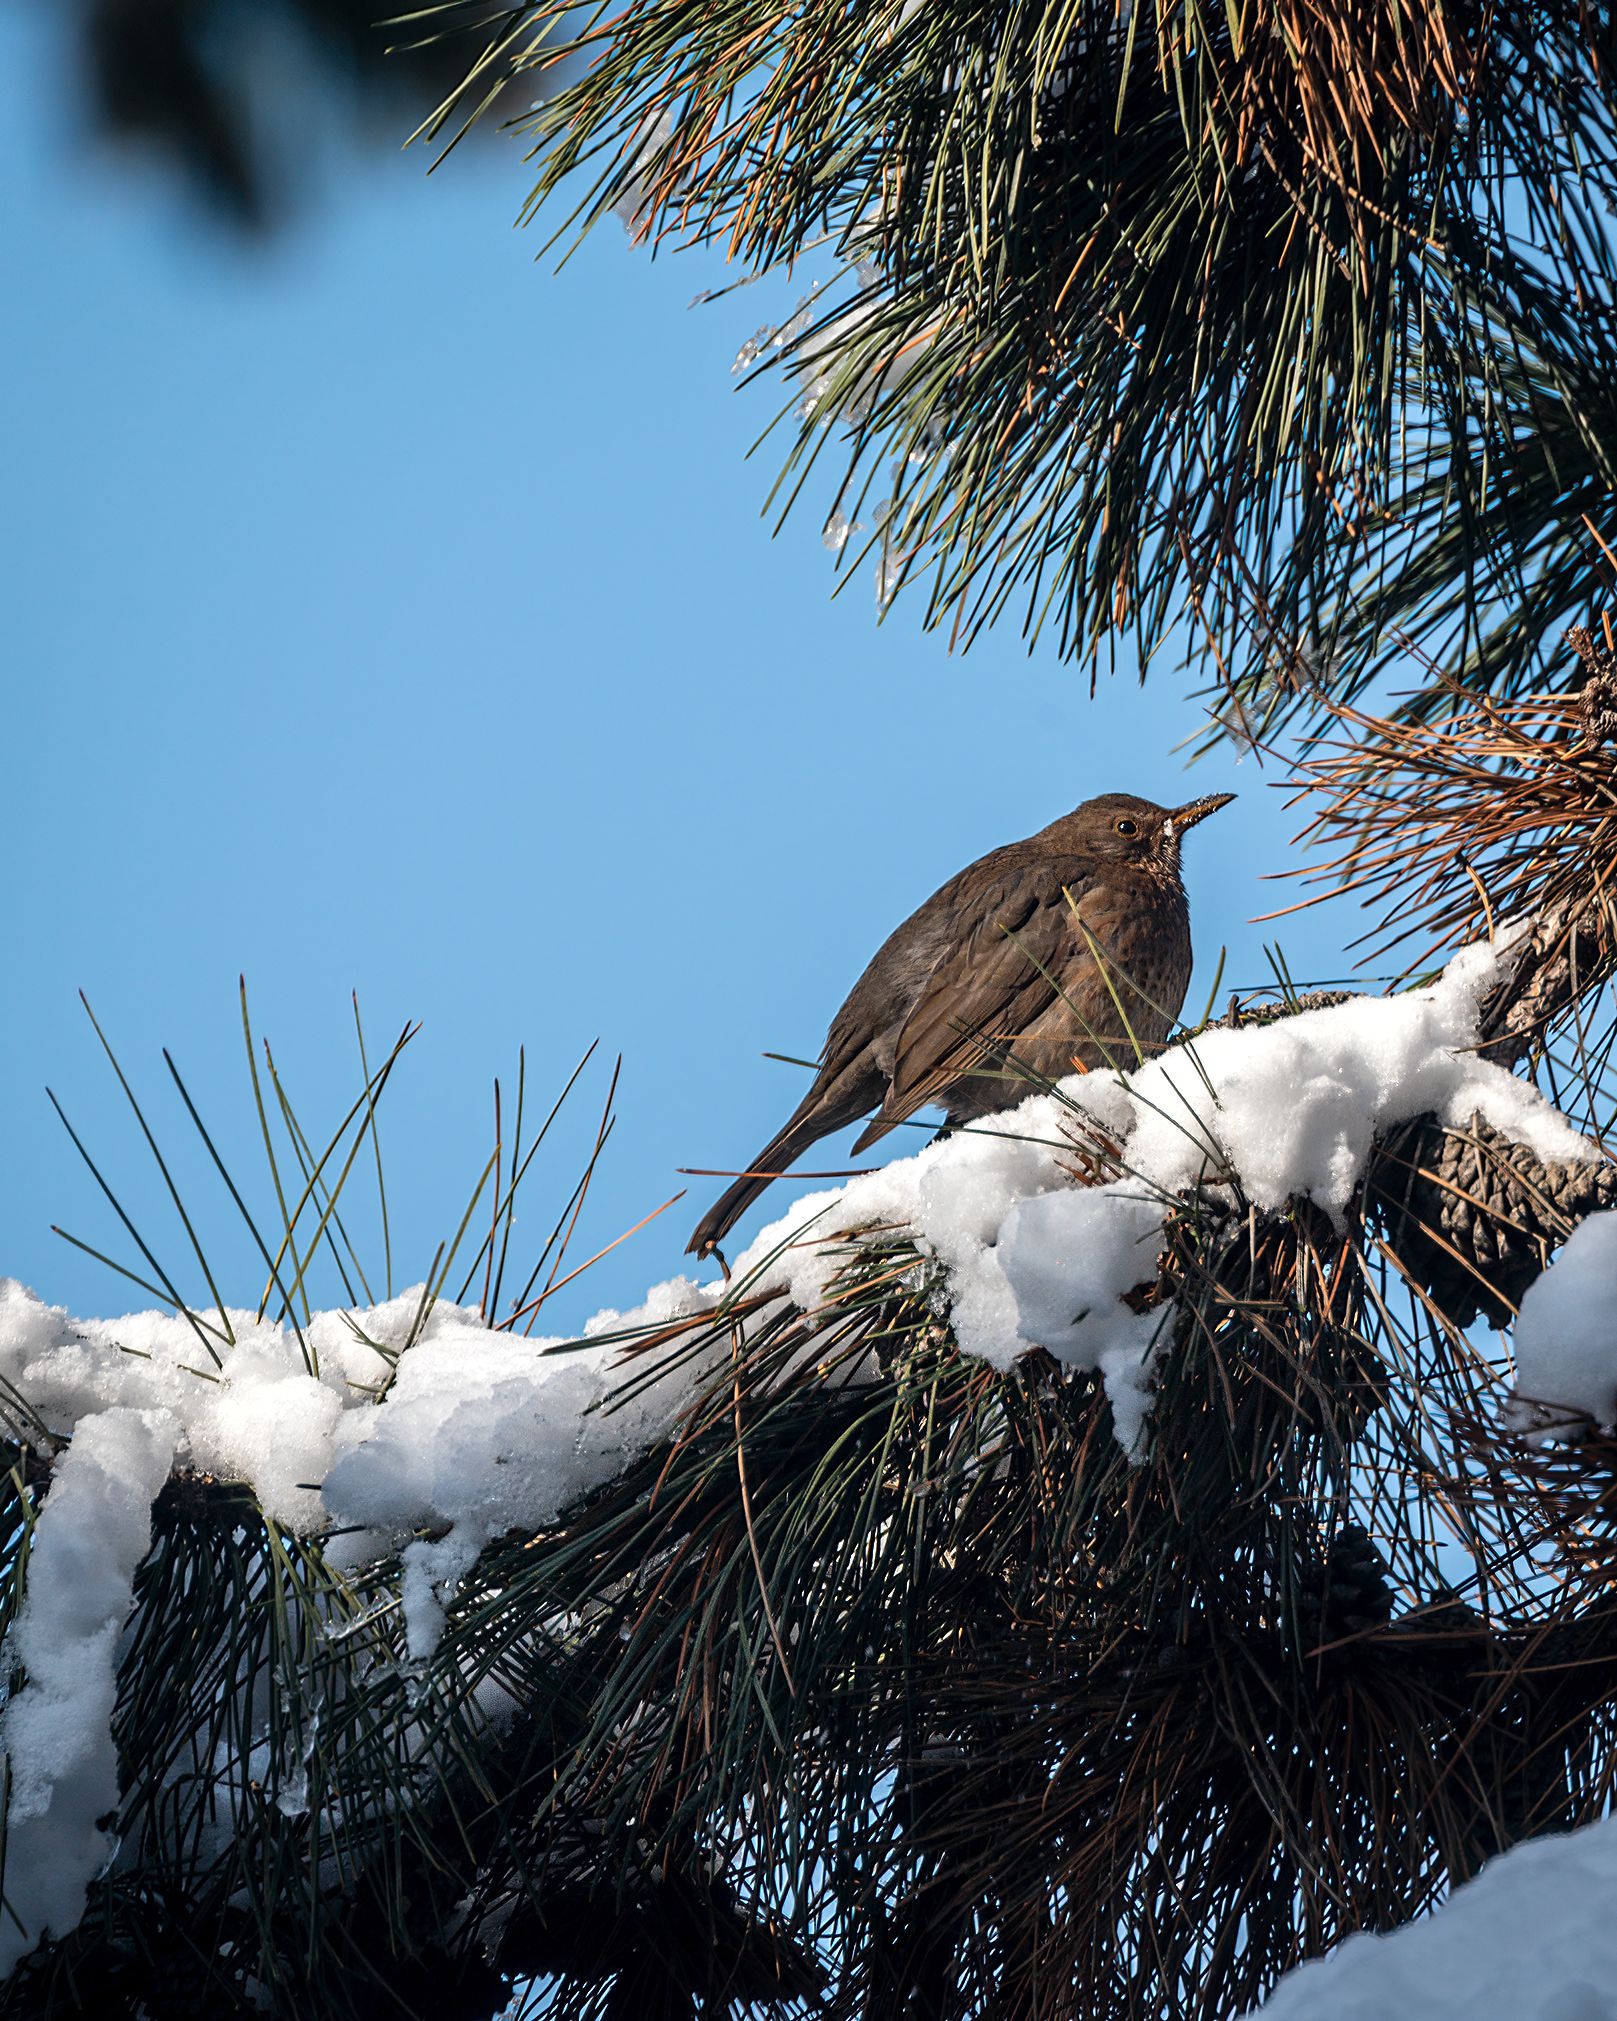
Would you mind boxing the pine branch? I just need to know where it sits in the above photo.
[421,0,1617,711]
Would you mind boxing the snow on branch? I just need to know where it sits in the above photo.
[1256,1811,1617,2019]
[0,1408,176,1976]
[1,934,1614,1978]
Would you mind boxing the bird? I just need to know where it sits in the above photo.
[688,790,1234,1259]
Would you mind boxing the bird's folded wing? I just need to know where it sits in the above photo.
[855,872,1093,1143]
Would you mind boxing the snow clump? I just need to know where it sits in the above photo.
[1256,1813,1617,2020]
[0,1407,177,1976]
[1513,1210,1617,1429]
[0,1277,725,1976]
[0,1276,724,1622]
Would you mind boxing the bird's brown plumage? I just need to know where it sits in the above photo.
[688,790,1233,1258]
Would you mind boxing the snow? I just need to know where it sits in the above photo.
[0,1406,177,1975]
[0,936,1597,1974]
[0,1278,723,1598]
[1257,1814,1617,2020]
[996,1185,1168,1452]
[786,289,927,427]
[608,106,677,231]
[1513,1210,1617,1428]
[1099,940,1586,1222]
[321,1277,724,1585]
[0,1276,729,1974]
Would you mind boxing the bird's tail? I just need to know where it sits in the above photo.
[686,1079,873,1261]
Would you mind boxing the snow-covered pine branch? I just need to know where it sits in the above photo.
[5,932,1617,2001]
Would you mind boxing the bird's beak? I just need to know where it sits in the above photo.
[1170,792,1236,832]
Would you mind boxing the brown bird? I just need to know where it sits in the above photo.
[688,790,1233,1258]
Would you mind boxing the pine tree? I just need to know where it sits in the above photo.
[6,8,1617,2017]
[0,655,1613,2017]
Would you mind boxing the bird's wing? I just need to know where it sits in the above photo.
[855,867,1096,1145]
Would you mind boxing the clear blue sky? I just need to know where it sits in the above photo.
[1,6,1361,1330]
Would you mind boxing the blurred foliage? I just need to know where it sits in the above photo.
[43,0,510,227]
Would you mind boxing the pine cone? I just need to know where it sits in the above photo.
[1322,1520,1396,1633]
[1292,1520,1396,1650]
[1569,625,1617,746]
[1370,1113,1617,1328]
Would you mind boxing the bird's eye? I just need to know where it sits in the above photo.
[1115,818,1139,837]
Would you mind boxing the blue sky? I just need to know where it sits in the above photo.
[1,6,1361,1330]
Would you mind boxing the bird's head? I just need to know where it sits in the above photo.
[1070,790,1236,870]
